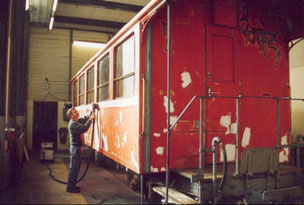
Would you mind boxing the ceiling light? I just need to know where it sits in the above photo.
[25,0,29,11]
[73,41,106,48]
[52,0,58,12]
[49,0,58,30]
[49,16,54,30]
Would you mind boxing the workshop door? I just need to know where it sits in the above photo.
[205,26,240,163]
[33,101,58,152]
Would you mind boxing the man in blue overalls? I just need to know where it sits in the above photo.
[66,107,95,193]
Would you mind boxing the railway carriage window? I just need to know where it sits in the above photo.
[79,74,85,105]
[97,55,109,101]
[114,35,135,98]
[73,81,78,106]
[87,67,94,103]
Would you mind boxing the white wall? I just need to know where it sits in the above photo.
[289,39,304,139]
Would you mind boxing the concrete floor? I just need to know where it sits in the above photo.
[0,151,144,204]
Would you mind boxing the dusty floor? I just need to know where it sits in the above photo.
[0,151,145,204]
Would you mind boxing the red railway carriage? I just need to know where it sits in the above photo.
[71,0,304,203]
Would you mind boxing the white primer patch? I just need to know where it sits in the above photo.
[242,127,251,147]
[151,166,159,173]
[154,133,161,138]
[279,135,289,162]
[230,123,237,134]
[122,133,128,145]
[94,123,99,150]
[131,151,139,172]
[119,111,123,123]
[161,167,166,172]
[102,133,108,151]
[163,128,168,133]
[167,116,178,126]
[156,147,164,155]
[99,96,138,108]
[221,144,235,162]
[163,96,175,113]
[181,72,192,88]
[281,135,288,145]
[114,120,119,127]
[220,115,231,135]
[279,148,289,162]
[115,135,120,148]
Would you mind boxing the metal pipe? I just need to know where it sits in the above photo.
[198,97,204,203]
[144,22,152,172]
[170,95,198,130]
[68,30,73,101]
[4,0,13,152]
[5,0,12,127]
[140,174,144,204]
[235,98,240,175]
[276,99,280,147]
[296,135,303,185]
[212,137,221,204]
[165,1,171,204]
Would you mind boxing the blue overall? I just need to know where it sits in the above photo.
[66,114,92,191]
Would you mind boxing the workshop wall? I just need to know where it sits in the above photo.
[26,26,106,150]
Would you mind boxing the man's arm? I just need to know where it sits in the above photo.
[70,120,92,134]
[71,113,96,134]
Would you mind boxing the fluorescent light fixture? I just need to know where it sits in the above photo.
[25,0,29,11]
[73,41,106,48]
[49,16,54,30]
[49,0,58,30]
[52,0,58,12]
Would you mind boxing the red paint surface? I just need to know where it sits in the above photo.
[72,0,303,173]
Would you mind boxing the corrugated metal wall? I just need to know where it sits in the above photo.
[28,27,70,102]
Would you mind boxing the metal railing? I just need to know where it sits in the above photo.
[166,94,304,203]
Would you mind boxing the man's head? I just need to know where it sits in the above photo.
[66,108,79,121]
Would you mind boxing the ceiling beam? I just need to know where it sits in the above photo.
[30,22,117,36]
[54,15,125,29]
[59,0,143,13]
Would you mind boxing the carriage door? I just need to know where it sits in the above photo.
[205,26,240,163]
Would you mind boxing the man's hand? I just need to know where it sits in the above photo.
[89,113,96,121]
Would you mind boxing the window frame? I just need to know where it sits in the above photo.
[79,74,86,105]
[97,54,110,101]
[72,80,78,106]
[113,34,136,99]
[86,66,95,104]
